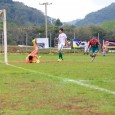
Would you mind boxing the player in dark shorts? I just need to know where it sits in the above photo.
[88,36,100,62]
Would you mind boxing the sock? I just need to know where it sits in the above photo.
[60,53,63,59]
[58,52,61,59]
[58,53,60,59]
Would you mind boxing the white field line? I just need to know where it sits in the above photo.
[7,64,61,79]
[7,63,115,95]
[78,80,115,83]
[64,79,115,95]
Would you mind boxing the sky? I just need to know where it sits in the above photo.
[13,0,115,22]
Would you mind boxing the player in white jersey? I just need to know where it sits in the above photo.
[84,41,89,55]
[57,28,68,62]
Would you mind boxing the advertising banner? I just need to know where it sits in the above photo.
[36,38,49,49]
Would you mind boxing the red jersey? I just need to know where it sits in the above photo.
[89,37,100,47]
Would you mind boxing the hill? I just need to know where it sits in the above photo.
[64,19,81,25]
[101,20,115,30]
[0,0,45,26]
[76,3,115,26]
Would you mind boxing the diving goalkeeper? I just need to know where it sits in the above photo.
[26,38,41,63]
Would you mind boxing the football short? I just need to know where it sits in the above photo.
[89,47,99,54]
[58,44,64,51]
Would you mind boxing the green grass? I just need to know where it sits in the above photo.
[0,53,115,115]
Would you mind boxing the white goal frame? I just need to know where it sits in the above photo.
[0,9,8,64]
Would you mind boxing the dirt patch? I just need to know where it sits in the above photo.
[33,97,105,115]
[53,103,104,115]
[32,96,95,114]
[0,95,19,113]
[33,96,113,115]
[0,81,114,115]
[53,98,97,114]
[0,95,5,110]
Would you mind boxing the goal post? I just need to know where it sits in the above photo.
[0,9,8,64]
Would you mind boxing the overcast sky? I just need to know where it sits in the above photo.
[13,0,115,22]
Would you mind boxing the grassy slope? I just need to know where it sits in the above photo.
[0,54,115,115]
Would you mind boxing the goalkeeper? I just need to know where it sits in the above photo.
[26,38,41,63]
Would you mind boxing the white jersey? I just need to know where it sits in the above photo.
[58,33,67,45]
[84,42,89,52]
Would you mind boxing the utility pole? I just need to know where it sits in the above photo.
[50,32,52,53]
[74,32,76,39]
[98,33,100,43]
[26,32,28,53]
[39,2,52,38]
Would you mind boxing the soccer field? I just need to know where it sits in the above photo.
[0,53,115,115]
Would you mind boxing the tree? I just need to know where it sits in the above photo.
[55,19,63,26]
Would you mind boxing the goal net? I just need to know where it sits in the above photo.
[0,9,8,64]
